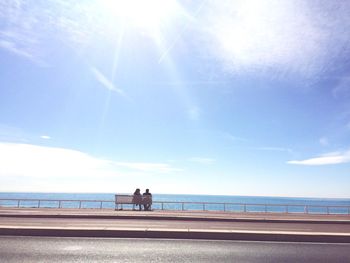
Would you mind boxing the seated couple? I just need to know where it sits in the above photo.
[132,188,152,211]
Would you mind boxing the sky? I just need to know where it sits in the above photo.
[0,0,350,198]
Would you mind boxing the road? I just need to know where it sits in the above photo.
[1,217,349,233]
[0,236,349,262]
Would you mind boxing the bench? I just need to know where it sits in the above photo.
[114,195,134,210]
[115,194,152,210]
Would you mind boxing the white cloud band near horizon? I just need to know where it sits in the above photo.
[0,142,181,178]
[288,150,350,165]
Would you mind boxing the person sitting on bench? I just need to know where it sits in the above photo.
[132,188,142,211]
[142,189,152,211]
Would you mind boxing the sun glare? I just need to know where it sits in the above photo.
[101,0,180,30]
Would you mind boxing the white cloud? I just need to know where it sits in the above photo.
[40,135,51,140]
[188,157,215,165]
[0,142,112,178]
[287,151,350,165]
[0,142,181,178]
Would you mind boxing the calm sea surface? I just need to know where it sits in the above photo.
[1,192,349,214]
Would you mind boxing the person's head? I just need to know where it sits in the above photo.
[146,189,149,193]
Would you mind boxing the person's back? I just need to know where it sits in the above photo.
[142,189,152,211]
[132,188,142,210]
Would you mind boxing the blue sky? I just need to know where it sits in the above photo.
[0,0,350,197]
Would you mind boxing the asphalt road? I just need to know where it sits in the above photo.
[0,236,349,263]
[1,217,349,234]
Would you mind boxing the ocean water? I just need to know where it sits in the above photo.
[0,192,349,214]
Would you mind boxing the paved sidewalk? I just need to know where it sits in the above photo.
[1,208,350,242]
[0,207,349,223]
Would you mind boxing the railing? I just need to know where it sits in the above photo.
[0,198,349,215]
[0,198,112,210]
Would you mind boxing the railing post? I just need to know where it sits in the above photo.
[17,200,20,208]
[286,205,289,214]
[304,205,308,214]
[59,201,62,208]
[327,206,329,215]
[38,200,41,208]
[161,202,164,210]
[100,201,103,209]
[182,202,184,211]
[79,201,82,209]
[224,203,226,212]
[243,204,246,213]
[203,203,206,211]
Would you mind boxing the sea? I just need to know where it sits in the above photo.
[1,192,350,214]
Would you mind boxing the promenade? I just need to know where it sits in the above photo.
[1,207,350,243]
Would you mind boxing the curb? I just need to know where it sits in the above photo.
[0,227,349,243]
[1,213,349,224]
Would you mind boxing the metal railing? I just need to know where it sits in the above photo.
[0,198,349,215]
[0,198,112,210]
[152,201,350,215]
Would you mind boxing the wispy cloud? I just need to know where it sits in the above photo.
[2,0,350,79]
[188,106,200,120]
[188,157,215,165]
[0,124,52,142]
[221,132,247,142]
[90,67,125,95]
[0,0,101,64]
[0,124,28,142]
[0,1,48,65]
[255,146,292,153]
[0,39,34,59]
[113,162,183,173]
[332,77,350,99]
[199,0,350,76]
[319,137,329,146]
[287,150,350,165]
[0,38,46,66]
